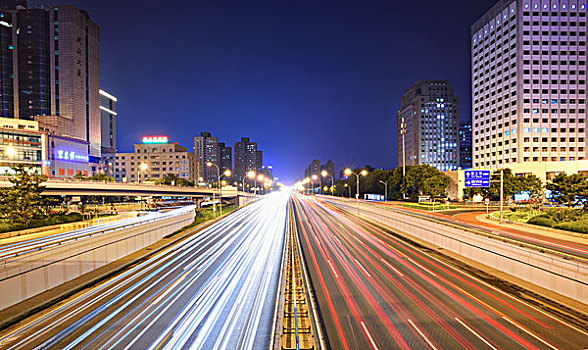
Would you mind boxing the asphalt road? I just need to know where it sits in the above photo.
[292,194,588,349]
[0,192,289,350]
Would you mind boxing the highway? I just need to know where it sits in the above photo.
[292,194,588,349]
[0,192,289,349]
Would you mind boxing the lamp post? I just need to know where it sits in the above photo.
[311,174,320,195]
[255,174,265,197]
[206,162,220,217]
[345,168,368,212]
[344,183,351,198]
[379,180,388,202]
[242,170,255,193]
[138,163,148,183]
[321,170,334,196]
[304,177,310,195]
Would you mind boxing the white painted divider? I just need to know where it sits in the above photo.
[0,206,195,310]
[328,198,588,304]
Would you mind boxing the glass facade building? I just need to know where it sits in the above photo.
[398,80,460,172]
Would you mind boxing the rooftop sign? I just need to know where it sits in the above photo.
[142,135,169,144]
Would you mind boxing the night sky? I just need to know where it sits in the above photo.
[50,0,498,184]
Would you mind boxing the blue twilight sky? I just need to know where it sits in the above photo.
[48,0,497,184]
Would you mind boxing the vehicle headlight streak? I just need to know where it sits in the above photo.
[0,193,290,350]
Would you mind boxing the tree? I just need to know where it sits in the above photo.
[88,173,115,182]
[74,170,85,180]
[0,165,48,225]
[156,173,194,187]
[547,173,588,209]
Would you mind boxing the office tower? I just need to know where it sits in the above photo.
[397,80,460,171]
[218,142,232,177]
[459,122,473,169]
[472,1,587,168]
[0,2,102,175]
[192,132,220,182]
[114,136,196,183]
[99,89,117,176]
[234,137,262,181]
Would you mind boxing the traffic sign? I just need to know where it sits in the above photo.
[465,170,490,187]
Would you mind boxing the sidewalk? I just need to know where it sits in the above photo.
[477,212,588,245]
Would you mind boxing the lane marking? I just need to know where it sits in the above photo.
[334,235,343,245]
[454,317,498,350]
[408,319,438,350]
[327,259,339,279]
[354,258,372,277]
[502,316,559,350]
[406,256,437,277]
[380,258,403,277]
[361,321,380,350]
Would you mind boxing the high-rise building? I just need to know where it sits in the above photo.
[304,159,321,178]
[192,132,220,182]
[218,142,232,176]
[99,89,117,176]
[397,80,460,171]
[471,0,587,168]
[234,137,262,181]
[0,2,102,173]
[114,136,196,183]
[459,122,473,169]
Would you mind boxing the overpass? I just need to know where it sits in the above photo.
[0,178,254,198]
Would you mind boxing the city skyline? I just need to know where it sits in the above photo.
[40,0,501,184]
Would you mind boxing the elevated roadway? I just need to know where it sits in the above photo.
[0,178,252,198]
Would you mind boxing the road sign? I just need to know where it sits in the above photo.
[464,170,490,187]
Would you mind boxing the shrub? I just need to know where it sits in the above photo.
[527,216,556,228]
[554,221,588,234]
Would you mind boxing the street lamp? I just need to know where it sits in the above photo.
[378,180,388,202]
[344,168,368,200]
[255,174,264,197]
[243,170,256,193]
[206,162,223,217]
[321,170,334,196]
[345,168,368,212]
[311,174,320,194]
[6,146,16,158]
[344,183,351,198]
[138,163,148,183]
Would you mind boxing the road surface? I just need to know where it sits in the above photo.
[0,192,289,349]
[292,194,588,349]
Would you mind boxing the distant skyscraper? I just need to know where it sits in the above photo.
[193,132,220,182]
[459,122,473,169]
[218,142,232,176]
[0,3,101,159]
[234,137,262,181]
[472,1,587,168]
[398,80,460,171]
[99,89,117,175]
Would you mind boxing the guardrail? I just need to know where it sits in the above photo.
[0,206,195,310]
[325,198,588,304]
